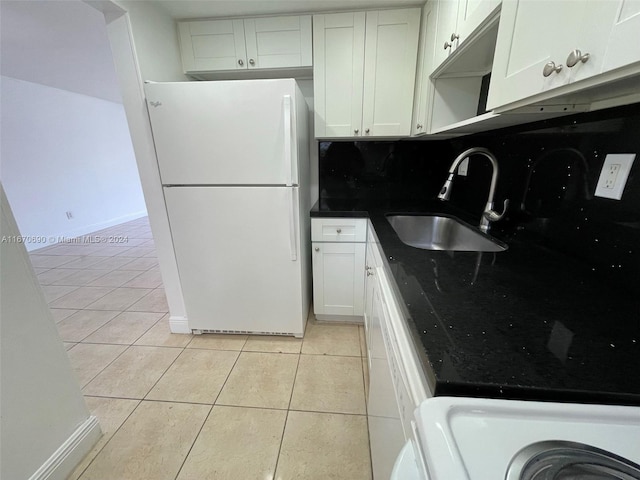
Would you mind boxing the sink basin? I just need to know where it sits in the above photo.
[386,214,507,252]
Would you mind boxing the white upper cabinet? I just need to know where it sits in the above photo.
[433,0,459,67]
[456,0,502,45]
[362,10,421,137]
[412,1,439,135]
[314,8,421,138]
[178,15,312,74]
[313,12,366,137]
[243,16,313,69]
[488,0,640,110]
[437,0,501,68]
[602,0,640,72]
[179,19,246,72]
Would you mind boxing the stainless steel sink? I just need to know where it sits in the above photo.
[387,214,508,252]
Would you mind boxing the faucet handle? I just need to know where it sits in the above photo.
[484,199,510,222]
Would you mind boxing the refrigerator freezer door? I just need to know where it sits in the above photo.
[145,80,299,186]
[164,186,305,335]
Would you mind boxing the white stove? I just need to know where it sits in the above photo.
[392,397,640,480]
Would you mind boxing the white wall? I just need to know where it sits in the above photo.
[116,0,187,82]
[0,185,101,480]
[0,76,147,250]
[101,1,191,329]
[298,78,319,205]
[0,0,123,103]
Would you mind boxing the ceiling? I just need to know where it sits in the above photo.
[0,0,423,104]
[0,0,123,103]
[155,0,423,19]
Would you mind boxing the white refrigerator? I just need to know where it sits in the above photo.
[144,79,310,337]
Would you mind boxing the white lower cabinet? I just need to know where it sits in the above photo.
[311,218,367,320]
[365,221,430,480]
[312,242,366,318]
[367,267,405,480]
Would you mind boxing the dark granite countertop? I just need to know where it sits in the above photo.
[311,200,640,406]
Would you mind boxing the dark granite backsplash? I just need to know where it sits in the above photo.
[319,103,640,297]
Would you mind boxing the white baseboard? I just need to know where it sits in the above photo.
[169,315,191,334]
[315,314,364,324]
[29,415,102,480]
[26,210,148,251]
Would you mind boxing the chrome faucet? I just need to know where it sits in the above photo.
[437,147,509,233]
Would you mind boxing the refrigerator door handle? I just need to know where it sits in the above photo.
[288,188,298,261]
[283,95,294,187]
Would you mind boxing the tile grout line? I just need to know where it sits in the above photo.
[173,346,245,479]
[70,310,123,344]
[49,285,118,311]
[360,323,373,479]
[38,220,373,477]
[172,403,215,480]
[77,342,132,391]
[271,346,303,477]
[76,327,196,477]
[78,312,166,347]
[73,398,144,480]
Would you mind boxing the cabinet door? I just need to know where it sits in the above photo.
[243,15,312,69]
[312,242,366,316]
[455,0,501,46]
[361,8,421,137]
[313,12,366,137]
[364,243,376,347]
[433,0,460,68]
[486,1,574,110]
[566,2,618,84]
[367,272,405,480]
[412,1,439,136]
[602,0,640,73]
[178,19,247,72]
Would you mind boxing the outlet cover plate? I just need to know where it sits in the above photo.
[594,153,636,200]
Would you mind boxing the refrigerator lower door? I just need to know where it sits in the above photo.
[164,186,305,335]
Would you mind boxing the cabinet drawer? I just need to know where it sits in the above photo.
[311,218,367,242]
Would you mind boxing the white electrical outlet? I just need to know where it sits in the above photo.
[458,157,469,176]
[594,153,636,200]
[603,163,621,189]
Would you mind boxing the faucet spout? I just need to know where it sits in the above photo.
[437,147,509,232]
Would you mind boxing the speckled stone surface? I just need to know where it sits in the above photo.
[312,200,640,405]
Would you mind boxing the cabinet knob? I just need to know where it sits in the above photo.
[365,128,370,134]
[542,61,563,77]
[238,59,244,66]
[249,58,255,66]
[450,32,459,42]
[314,247,320,252]
[566,49,590,68]
[336,228,342,233]
[367,271,374,276]
[417,123,423,130]
[354,129,359,135]
[444,41,452,50]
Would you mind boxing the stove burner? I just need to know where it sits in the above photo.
[505,440,640,480]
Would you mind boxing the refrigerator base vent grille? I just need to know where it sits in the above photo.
[194,329,294,336]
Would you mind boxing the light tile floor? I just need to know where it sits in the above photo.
[30,217,372,480]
